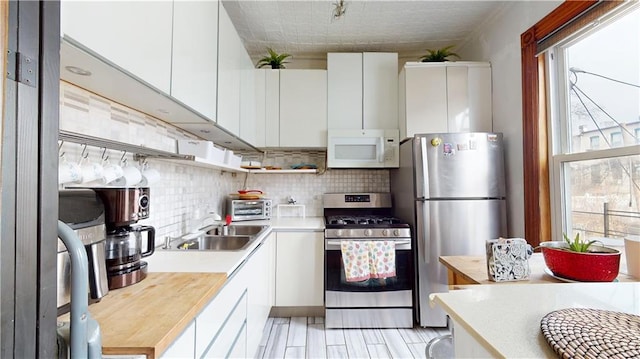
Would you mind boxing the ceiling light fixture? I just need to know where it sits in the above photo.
[65,66,92,76]
[332,0,347,21]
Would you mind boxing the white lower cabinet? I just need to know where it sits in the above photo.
[244,234,275,357]
[194,272,247,358]
[161,230,316,358]
[275,231,324,306]
[161,321,196,359]
[161,233,274,359]
[452,318,493,357]
[227,322,247,359]
[202,291,248,358]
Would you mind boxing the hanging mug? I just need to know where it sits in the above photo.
[101,159,125,185]
[59,155,83,185]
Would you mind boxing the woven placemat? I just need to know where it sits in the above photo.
[541,308,640,358]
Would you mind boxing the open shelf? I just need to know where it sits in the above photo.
[59,130,249,173]
[247,169,317,174]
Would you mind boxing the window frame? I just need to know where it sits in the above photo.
[519,0,627,246]
[544,5,640,241]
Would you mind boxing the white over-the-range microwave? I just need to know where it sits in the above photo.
[327,129,400,168]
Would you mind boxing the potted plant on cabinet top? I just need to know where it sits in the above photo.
[256,47,291,69]
[419,45,460,62]
[539,233,621,282]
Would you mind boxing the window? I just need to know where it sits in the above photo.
[547,4,640,242]
[610,132,623,148]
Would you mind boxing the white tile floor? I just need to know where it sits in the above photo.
[255,317,450,359]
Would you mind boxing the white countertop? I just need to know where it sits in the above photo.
[238,216,325,231]
[146,217,324,276]
[430,282,640,358]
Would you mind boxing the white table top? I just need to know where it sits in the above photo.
[430,282,640,358]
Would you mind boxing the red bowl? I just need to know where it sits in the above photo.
[540,241,621,282]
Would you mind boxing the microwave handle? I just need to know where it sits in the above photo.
[377,136,384,163]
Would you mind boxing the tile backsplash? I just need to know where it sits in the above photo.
[59,82,389,241]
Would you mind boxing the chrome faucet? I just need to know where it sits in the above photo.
[189,212,223,233]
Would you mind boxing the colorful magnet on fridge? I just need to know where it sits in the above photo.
[431,138,442,147]
[443,143,455,156]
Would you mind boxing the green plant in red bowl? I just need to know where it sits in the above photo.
[540,233,621,282]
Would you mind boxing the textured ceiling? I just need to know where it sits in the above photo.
[222,0,509,61]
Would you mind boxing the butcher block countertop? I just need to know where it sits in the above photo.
[59,272,227,358]
[440,253,637,285]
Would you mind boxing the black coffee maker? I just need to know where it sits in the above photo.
[92,187,155,289]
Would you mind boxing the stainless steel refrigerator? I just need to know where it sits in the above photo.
[390,132,508,327]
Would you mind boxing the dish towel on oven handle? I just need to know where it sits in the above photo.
[341,241,396,282]
[369,240,396,278]
[341,241,371,282]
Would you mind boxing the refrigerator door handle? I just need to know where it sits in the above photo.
[415,136,429,199]
[416,200,430,264]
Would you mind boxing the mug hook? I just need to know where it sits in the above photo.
[80,144,88,159]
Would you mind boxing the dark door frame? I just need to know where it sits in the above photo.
[2,1,60,357]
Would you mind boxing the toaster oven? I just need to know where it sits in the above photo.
[226,198,272,221]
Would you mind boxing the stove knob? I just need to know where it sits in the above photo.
[336,229,344,237]
[393,229,400,237]
[382,229,389,236]
[364,229,372,237]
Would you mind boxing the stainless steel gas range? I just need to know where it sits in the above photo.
[323,193,414,329]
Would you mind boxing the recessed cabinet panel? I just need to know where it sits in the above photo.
[171,0,218,120]
[363,53,399,129]
[467,66,493,132]
[240,50,257,145]
[404,65,448,136]
[217,3,241,135]
[399,62,492,139]
[265,70,280,147]
[279,70,328,148]
[446,66,469,132]
[275,232,324,307]
[61,1,173,93]
[328,53,363,129]
[244,234,275,357]
[328,52,398,131]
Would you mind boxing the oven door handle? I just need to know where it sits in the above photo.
[325,239,411,250]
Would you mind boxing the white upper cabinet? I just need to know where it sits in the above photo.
[240,50,257,145]
[171,0,219,121]
[264,70,281,148]
[279,70,328,148]
[253,69,280,148]
[217,3,242,135]
[399,62,492,139]
[363,53,399,129]
[328,52,398,130]
[327,53,363,129]
[255,69,327,148]
[61,1,173,94]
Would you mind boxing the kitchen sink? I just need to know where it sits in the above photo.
[175,235,253,251]
[167,224,268,251]
[204,224,268,236]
